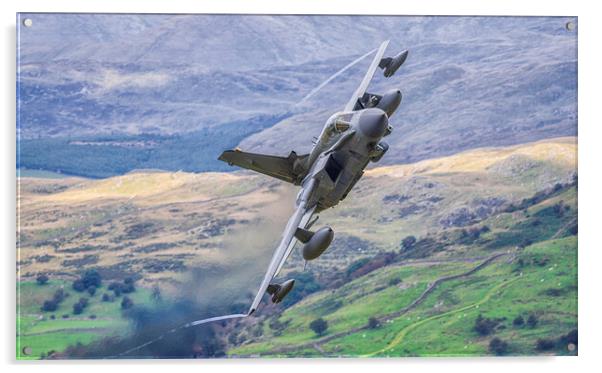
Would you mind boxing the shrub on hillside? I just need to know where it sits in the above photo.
[474,314,500,336]
[489,337,509,355]
[401,235,417,251]
[513,315,525,327]
[536,338,557,351]
[368,317,380,329]
[36,274,49,285]
[527,314,538,328]
[309,318,328,336]
[121,296,134,310]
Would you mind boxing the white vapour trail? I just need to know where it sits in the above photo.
[185,313,248,327]
[113,313,250,358]
[295,47,378,107]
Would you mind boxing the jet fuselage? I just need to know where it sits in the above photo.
[301,107,392,213]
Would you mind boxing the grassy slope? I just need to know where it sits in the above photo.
[231,235,577,357]
[229,185,577,357]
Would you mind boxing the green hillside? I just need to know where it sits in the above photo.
[17,280,155,360]
[228,186,578,357]
[16,138,577,358]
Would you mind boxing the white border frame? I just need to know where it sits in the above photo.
[4,1,600,372]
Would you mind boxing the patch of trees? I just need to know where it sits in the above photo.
[515,254,550,271]
[41,288,68,312]
[121,296,134,310]
[72,269,102,294]
[309,318,328,336]
[368,317,380,329]
[552,201,570,218]
[400,235,417,251]
[526,314,538,328]
[511,313,538,329]
[489,337,509,355]
[513,315,524,327]
[108,277,136,297]
[503,179,576,213]
[542,287,569,297]
[345,258,370,278]
[535,338,556,351]
[399,237,443,259]
[458,225,490,245]
[535,329,579,353]
[36,274,49,285]
[345,252,397,280]
[72,297,89,315]
[474,314,504,336]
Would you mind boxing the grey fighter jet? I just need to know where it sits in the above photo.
[219,41,408,314]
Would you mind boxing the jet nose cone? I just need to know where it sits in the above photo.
[358,108,389,138]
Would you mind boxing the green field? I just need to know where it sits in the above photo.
[17,280,155,359]
[230,236,577,357]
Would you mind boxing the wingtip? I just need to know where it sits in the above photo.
[217,148,239,162]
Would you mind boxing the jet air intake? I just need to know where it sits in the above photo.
[357,108,389,139]
[295,226,334,260]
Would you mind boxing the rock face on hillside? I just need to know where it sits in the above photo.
[18,14,576,170]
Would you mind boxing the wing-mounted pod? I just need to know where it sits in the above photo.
[295,226,334,260]
[267,279,295,304]
[379,50,409,78]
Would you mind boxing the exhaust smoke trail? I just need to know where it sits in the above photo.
[112,313,249,358]
[85,185,297,358]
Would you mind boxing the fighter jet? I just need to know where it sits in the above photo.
[219,41,408,314]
